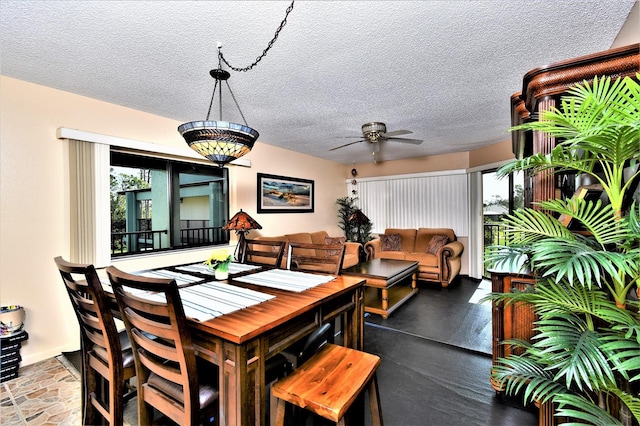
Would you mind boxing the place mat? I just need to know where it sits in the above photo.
[176,262,261,276]
[138,269,203,285]
[103,280,274,322]
[233,269,335,292]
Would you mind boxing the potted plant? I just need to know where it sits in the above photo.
[204,248,233,280]
[485,74,640,424]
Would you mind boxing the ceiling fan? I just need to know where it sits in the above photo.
[330,122,423,162]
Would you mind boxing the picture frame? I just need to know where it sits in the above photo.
[257,173,314,213]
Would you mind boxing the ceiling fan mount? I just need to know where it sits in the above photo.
[330,122,424,163]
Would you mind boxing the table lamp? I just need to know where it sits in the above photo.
[348,209,370,245]
[223,209,262,262]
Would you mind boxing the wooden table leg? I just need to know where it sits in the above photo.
[380,288,389,318]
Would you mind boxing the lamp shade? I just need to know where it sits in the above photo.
[179,121,259,167]
[348,209,370,225]
[223,209,262,233]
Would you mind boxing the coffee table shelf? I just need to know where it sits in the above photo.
[342,259,418,319]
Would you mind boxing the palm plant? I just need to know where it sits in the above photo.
[485,74,640,424]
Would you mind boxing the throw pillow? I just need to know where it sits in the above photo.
[325,236,346,256]
[380,233,402,251]
[426,235,449,254]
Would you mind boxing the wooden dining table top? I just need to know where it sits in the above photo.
[189,274,365,344]
[115,263,366,345]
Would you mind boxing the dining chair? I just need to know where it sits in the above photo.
[272,344,383,426]
[54,256,136,426]
[242,239,285,268]
[286,242,346,274]
[105,265,219,426]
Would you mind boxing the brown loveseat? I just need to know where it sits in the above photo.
[364,228,464,287]
[255,231,361,271]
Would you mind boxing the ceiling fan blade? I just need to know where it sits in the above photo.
[382,129,412,137]
[386,137,423,145]
[335,135,367,139]
[329,139,366,151]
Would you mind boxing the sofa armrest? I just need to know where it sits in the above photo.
[438,240,464,283]
[344,241,362,256]
[439,240,464,259]
[364,238,381,260]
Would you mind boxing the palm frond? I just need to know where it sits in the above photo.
[484,245,530,272]
[501,208,575,244]
[528,238,632,288]
[532,319,616,392]
[554,393,622,426]
[491,355,563,404]
[538,198,628,247]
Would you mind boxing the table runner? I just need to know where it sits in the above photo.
[139,269,203,285]
[176,262,261,276]
[233,269,335,292]
[102,279,274,322]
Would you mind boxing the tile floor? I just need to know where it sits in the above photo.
[0,355,139,426]
[0,357,82,425]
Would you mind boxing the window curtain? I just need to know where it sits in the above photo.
[68,139,111,267]
[354,171,469,236]
[467,171,484,279]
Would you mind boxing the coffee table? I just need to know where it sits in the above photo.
[342,258,419,318]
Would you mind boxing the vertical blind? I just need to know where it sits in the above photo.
[352,171,469,237]
[68,139,111,267]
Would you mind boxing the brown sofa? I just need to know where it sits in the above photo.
[255,231,361,271]
[364,228,464,287]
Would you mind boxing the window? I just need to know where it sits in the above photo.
[482,169,523,276]
[110,151,229,257]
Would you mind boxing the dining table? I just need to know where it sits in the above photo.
[105,261,366,426]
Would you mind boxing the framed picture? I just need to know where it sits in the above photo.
[257,173,314,213]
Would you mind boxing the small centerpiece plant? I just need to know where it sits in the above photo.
[204,248,233,280]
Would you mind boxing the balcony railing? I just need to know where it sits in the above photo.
[483,221,507,277]
[180,226,228,246]
[484,221,507,247]
[111,226,229,256]
[111,230,168,256]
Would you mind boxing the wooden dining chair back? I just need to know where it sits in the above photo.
[54,256,136,426]
[286,242,346,275]
[272,344,383,426]
[106,266,219,426]
[242,239,285,267]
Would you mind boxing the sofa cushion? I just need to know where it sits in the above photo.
[378,251,407,261]
[381,233,402,251]
[285,232,315,256]
[426,235,449,254]
[415,228,455,252]
[325,236,346,256]
[254,236,288,253]
[405,252,438,267]
[385,228,417,252]
[310,231,330,245]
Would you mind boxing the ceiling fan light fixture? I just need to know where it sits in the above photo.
[362,122,387,141]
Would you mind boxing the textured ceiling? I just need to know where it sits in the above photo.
[1,1,636,164]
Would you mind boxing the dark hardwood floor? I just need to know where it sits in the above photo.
[362,277,537,425]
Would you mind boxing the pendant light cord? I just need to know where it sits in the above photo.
[219,0,295,73]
